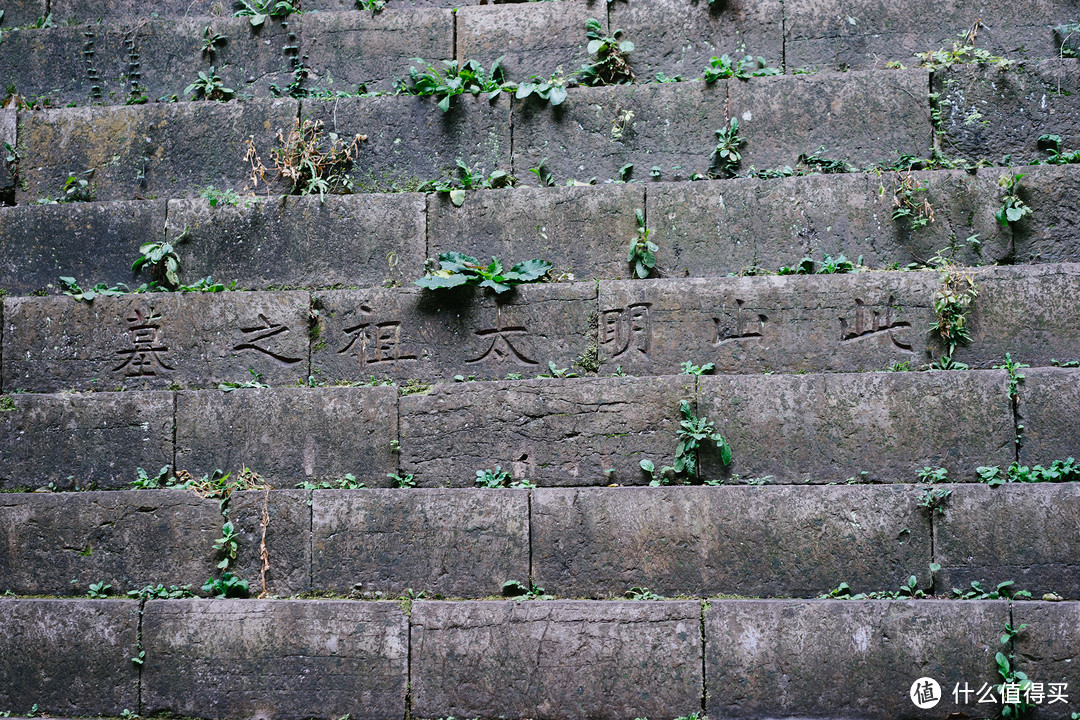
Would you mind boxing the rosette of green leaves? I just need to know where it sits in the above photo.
[415,252,552,294]
[399,57,507,112]
[513,74,568,106]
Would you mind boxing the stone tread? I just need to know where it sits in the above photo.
[2,484,1078,600]
[1,597,1077,719]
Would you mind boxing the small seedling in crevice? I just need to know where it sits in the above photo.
[200,185,240,207]
[202,571,249,598]
[538,361,578,379]
[475,466,535,489]
[680,361,714,376]
[87,581,112,598]
[131,239,182,289]
[414,252,551,294]
[213,520,240,570]
[675,400,731,476]
[977,458,1080,486]
[513,72,568,106]
[185,66,234,102]
[420,159,513,206]
[388,472,416,488]
[627,208,657,278]
[995,353,1028,401]
[578,18,635,86]
[36,170,95,205]
[501,580,552,600]
[996,621,1034,717]
[295,474,367,490]
[1036,133,1080,164]
[126,584,193,600]
[529,157,554,187]
[59,277,127,301]
[132,465,173,489]
[917,487,952,515]
[996,173,1032,228]
[356,0,385,11]
[702,54,780,82]
[709,118,743,179]
[892,173,934,231]
[232,0,297,27]
[218,369,270,392]
[916,466,948,483]
[777,253,856,275]
[200,25,227,57]
[952,580,1030,600]
[625,586,663,600]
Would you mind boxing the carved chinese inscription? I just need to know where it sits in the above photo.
[234,313,303,364]
[714,299,768,345]
[337,305,418,367]
[839,297,913,350]
[114,306,173,376]
[600,303,651,359]
[468,305,538,366]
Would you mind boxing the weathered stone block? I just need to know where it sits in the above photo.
[1018,368,1080,465]
[697,370,1014,482]
[705,599,1007,719]
[2,291,310,391]
[0,490,221,595]
[0,0,47,28]
[647,170,1009,276]
[312,488,528,597]
[534,486,931,598]
[1013,601,1080,715]
[303,9,453,94]
[130,16,294,101]
[728,68,932,169]
[49,0,227,21]
[596,272,939,375]
[784,0,1067,71]
[230,489,311,596]
[400,376,694,486]
[0,24,129,107]
[514,82,728,185]
[427,183,642,280]
[953,264,1080,368]
[167,192,425,290]
[312,283,596,382]
[142,599,408,720]
[0,199,166,296]
[0,390,174,490]
[936,61,1080,160]
[456,2,592,82]
[17,99,297,202]
[0,599,140,716]
[609,0,783,81]
[175,386,397,484]
[411,600,702,720]
[936,484,1080,598]
[1010,164,1080,264]
[302,93,510,192]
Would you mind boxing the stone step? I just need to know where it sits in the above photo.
[6,263,1077,392]
[0,597,1076,719]
[3,484,1078,599]
[7,162,1080,296]
[14,367,1076,489]
[0,0,1072,105]
[5,61,1077,205]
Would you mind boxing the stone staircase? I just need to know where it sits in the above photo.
[2,0,1080,718]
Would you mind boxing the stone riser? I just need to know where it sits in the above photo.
[0,597,1076,720]
[3,265,1079,392]
[4,163,1079,297]
[3,483,1079,599]
[8,367,1080,490]
[0,0,1072,99]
